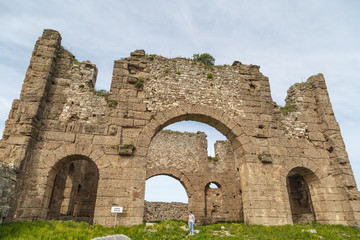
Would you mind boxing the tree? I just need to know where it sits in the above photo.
[192,53,215,66]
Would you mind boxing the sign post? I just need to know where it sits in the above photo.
[111,206,123,229]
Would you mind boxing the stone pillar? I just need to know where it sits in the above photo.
[241,156,290,225]
[0,29,61,222]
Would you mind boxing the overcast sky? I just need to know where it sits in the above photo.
[0,0,359,203]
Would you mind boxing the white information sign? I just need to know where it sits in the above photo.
[111,206,123,213]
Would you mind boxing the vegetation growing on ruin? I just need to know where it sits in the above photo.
[69,57,82,68]
[107,99,118,107]
[161,129,199,136]
[1,220,359,240]
[207,73,213,79]
[208,156,219,162]
[91,88,110,97]
[135,77,144,88]
[193,53,215,66]
[280,105,296,115]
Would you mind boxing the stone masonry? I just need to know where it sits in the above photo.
[147,130,242,223]
[143,201,188,222]
[0,29,359,227]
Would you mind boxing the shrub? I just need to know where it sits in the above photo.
[193,53,215,66]
[280,105,296,115]
[135,78,144,89]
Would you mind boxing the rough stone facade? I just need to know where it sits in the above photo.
[0,29,359,227]
[147,130,242,223]
[0,164,16,223]
[143,201,188,222]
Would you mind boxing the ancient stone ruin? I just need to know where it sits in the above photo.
[0,29,359,227]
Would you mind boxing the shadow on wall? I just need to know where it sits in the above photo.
[47,159,99,223]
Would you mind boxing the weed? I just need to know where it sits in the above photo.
[164,69,169,73]
[107,99,118,107]
[207,73,213,79]
[208,156,219,162]
[91,88,109,97]
[176,71,181,75]
[148,55,155,61]
[135,78,144,89]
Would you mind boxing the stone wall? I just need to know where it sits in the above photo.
[0,29,359,227]
[143,201,188,222]
[147,130,242,223]
[0,164,16,223]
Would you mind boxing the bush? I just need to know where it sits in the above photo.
[193,53,215,66]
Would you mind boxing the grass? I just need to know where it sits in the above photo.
[0,220,359,240]
[161,129,199,136]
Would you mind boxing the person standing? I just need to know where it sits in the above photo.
[188,211,195,235]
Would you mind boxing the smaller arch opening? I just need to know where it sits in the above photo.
[206,182,221,189]
[47,157,99,223]
[287,167,317,223]
[205,181,223,221]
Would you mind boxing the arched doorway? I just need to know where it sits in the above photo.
[47,157,99,223]
[143,113,245,223]
[205,182,223,222]
[144,174,189,221]
[286,167,317,223]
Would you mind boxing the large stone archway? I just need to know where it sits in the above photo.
[145,122,244,223]
[0,29,359,227]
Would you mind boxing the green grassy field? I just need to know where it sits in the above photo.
[0,220,359,240]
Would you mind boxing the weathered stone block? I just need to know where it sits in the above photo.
[44,131,75,142]
[118,145,135,156]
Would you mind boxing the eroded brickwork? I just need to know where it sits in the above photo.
[143,201,188,222]
[147,130,242,223]
[0,29,359,227]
